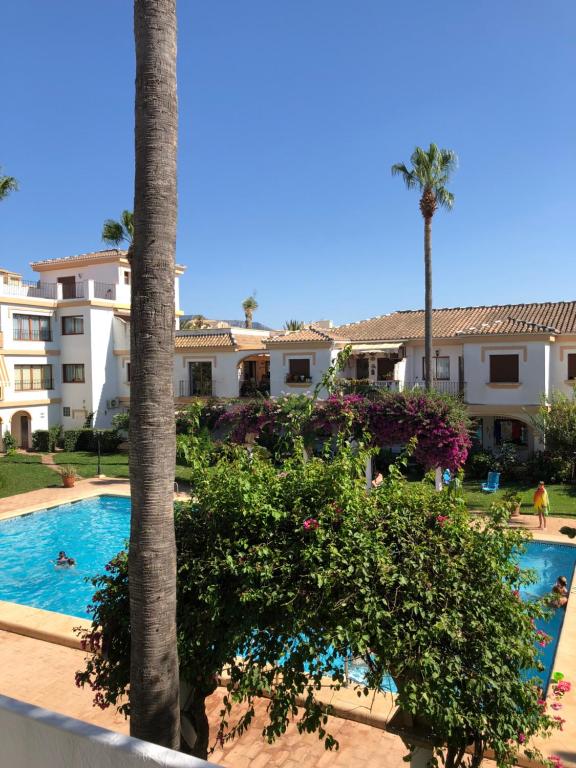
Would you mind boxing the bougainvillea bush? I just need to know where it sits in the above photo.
[217,390,471,471]
[77,440,557,766]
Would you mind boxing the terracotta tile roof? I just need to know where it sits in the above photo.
[30,249,186,272]
[334,302,576,341]
[175,331,268,351]
[267,326,349,344]
[175,333,235,349]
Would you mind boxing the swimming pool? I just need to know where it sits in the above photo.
[0,498,574,690]
[0,495,130,618]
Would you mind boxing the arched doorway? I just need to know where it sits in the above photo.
[238,354,270,397]
[11,411,32,450]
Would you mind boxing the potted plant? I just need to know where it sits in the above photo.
[503,488,522,518]
[59,465,78,488]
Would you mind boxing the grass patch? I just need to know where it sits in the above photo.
[408,478,576,517]
[0,453,60,498]
[53,452,192,484]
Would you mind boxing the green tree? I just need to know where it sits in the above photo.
[392,144,457,390]
[182,314,210,330]
[283,319,305,331]
[102,209,134,249]
[129,0,180,749]
[0,168,18,201]
[242,295,258,328]
[79,444,557,766]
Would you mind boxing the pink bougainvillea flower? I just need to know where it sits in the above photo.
[537,698,547,710]
[554,680,571,694]
[550,702,563,710]
[517,732,526,744]
[303,518,319,531]
[549,756,564,768]
[552,716,565,730]
[436,515,449,526]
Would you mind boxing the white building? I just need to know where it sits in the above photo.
[0,250,185,446]
[1,248,574,458]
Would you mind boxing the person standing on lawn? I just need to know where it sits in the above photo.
[533,481,550,531]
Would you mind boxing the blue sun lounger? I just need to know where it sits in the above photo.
[481,471,500,493]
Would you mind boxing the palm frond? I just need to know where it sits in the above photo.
[242,296,259,312]
[121,210,134,242]
[102,219,126,246]
[391,163,419,190]
[284,319,305,331]
[0,174,18,201]
[435,187,455,210]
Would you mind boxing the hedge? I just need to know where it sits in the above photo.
[62,429,121,453]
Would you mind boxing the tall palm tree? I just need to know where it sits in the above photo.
[0,168,18,201]
[102,209,134,248]
[242,295,258,328]
[392,144,457,390]
[129,0,180,749]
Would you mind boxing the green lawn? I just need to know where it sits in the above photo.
[406,478,576,517]
[0,453,60,498]
[53,451,192,484]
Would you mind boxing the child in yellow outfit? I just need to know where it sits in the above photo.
[533,481,549,531]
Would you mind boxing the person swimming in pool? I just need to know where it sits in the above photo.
[55,551,76,567]
[551,576,568,608]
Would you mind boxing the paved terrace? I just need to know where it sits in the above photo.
[0,484,575,766]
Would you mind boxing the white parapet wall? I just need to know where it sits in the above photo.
[0,694,220,768]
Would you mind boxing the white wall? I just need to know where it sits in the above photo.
[0,694,217,768]
[88,308,118,427]
[404,343,463,384]
[464,341,548,405]
[268,347,334,397]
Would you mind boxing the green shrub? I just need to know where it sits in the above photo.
[2,431,17,454]
[62,428,121,453]
[32,430,50,452]
[464,449,495,479]
[524,451,572,484]
[49,425,62,450]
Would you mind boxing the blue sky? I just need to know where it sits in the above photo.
[1,1,574,328]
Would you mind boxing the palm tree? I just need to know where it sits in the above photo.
[392,144,457,390]
[102,209,134,249]
[242,295,258,328]
[284,319,305,331]
[0,168,18,201]
[129,0,180,750]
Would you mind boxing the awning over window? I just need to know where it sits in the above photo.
[350,343,403,354]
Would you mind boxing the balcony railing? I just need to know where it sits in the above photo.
[285,374,312,384]
[340,378,465,398]
[94,282,116,300]
[13,328,52,342]
[178,379,213,397]
[2,280,58,299]
[60,281,86,300]
[14,379,54,391]
[404,380,465,396]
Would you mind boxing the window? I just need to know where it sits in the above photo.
[568,353,576,380]
[63,363,85,383]
[126,362,131,383]
[377,357,396,381]
[123,270,131,285]
[494,418,527,446]
[13,314,51,341]
[489,354,519,383]
[61,316,84,335]
[422,356,450,380]
[14,365,53,390]
[187,361,212,396]
[63,407,71,417]
[287,358,311,383]
[355,357,369,380]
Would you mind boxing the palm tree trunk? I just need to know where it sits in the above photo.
[424,215,433,391]
[129,0,180,749]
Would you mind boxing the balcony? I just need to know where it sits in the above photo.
[13,329,52,342]
[339,378,465,398]
[14,379,54,391]
[1,279,57,300]
[178,379,213,397]
[93,282,116,300]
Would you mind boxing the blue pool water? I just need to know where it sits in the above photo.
[0,495,130,618]
[0,499,574,691]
